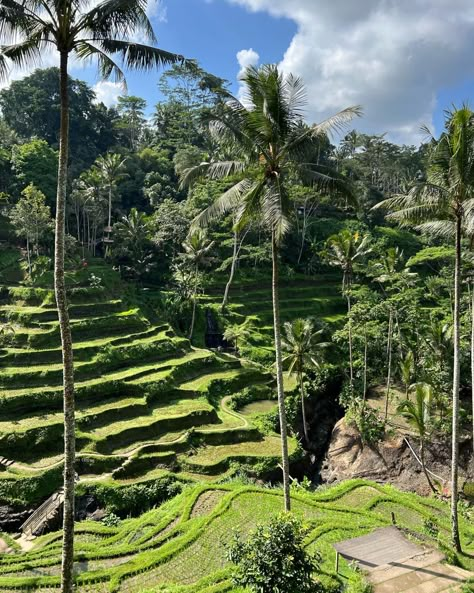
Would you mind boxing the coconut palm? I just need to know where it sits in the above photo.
[282,318,329,445]
[374,106,474,551]
[181,65,361,510]
[399,350,415,399]
[223,320,252,353]
[93,153,128,248]
[181,230,214,341]
[398,383,436,493]
[324,230,371,389]
[0,5,185,588]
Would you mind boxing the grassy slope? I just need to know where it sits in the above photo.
[0,254,303,504]
[0,480,472,592]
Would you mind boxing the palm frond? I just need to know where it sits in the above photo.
[191,178,255,231]
[75,41,125,84]
[98,38,184,71]
[312,106,363,138]
[79,0,156,43]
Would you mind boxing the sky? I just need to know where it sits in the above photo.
[3,0,474,145]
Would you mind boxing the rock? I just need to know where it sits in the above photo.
[0,505,32,532]
[321,418,473,495]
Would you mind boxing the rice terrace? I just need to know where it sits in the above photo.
[0,1,473,592]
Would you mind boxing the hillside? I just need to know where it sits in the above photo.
[0,480,473,592]
[0,252,302,508]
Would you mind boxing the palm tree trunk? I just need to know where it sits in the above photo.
[346,291,354,389]
[26,235,32,277]
[222,229,238,312]
[363,329,368,404]
[57,52,76,593]
[420,439,436,494]
[471,279,474,454]
[385,309,393,421]
[272,233,291,512]
[299,370,309,445]
[451,214,462,552]
[188,265,198,341]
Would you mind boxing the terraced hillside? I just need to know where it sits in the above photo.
[0,260,298,505]
[0,480,473,592]
[201,274,345,360]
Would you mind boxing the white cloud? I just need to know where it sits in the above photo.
[93,81,123,107]
[147,0,167,21]
[236,48,260,101]
[228,0,474,144]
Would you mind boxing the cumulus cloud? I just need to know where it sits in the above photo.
[228,0,474,144]
[236,48,259,100]
[93,81,123,107]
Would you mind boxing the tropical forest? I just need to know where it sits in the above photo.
[0,1,472,592]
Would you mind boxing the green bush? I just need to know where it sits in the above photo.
[227,513,324,593]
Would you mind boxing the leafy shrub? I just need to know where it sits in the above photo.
[102,512,121,527]
[227,513,324,593]
[86,475,183,516]
[346,570,373,593]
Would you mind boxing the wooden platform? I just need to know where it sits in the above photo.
[334,526,424,569]
[334,528,473,592]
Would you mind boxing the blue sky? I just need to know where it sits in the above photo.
[6,0,474,145]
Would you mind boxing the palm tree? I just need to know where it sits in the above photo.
[0,6,184,590]
[223,320,252,353]
[93,153,128,249]
[282,318,329,445]
[373,247,415,419]
[374,105,474,551]
[325,230,371,389]
[399,350,415,399]
[181,230,214,341]
[182,64,361,510]
[398,382,436,493]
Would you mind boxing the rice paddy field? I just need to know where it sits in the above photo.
[0,257,307,507]
[0,480,473,593]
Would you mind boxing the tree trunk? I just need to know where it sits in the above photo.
[420,439,436,494]
[188,265,198,341]
[26,235,32,277]
[384,309,393,421]
[363,329,368,404]
[451,214,462,552]
[298,370,309,445]
[471,280,474,453]
[346,291,354,389]
[272,233,291,511]
[57,52,76,593]
[222,229,238,312]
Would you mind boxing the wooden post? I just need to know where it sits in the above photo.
[391,512,396,525]
[335,551,340,573]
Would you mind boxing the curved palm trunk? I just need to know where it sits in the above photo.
[272,233,291,511]
[57,52,76,593]
[221,229,238,312]
[298,369,309,445]
[451,215,461,552]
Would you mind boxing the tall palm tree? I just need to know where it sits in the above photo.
[182,65,361,510]
[398,382,436,493]
[374,105,474,551]
[324,230,371,389]
[0,5,184,591]
[181,230,214,341]
[282,318,329,445]
[93,153,128,247]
